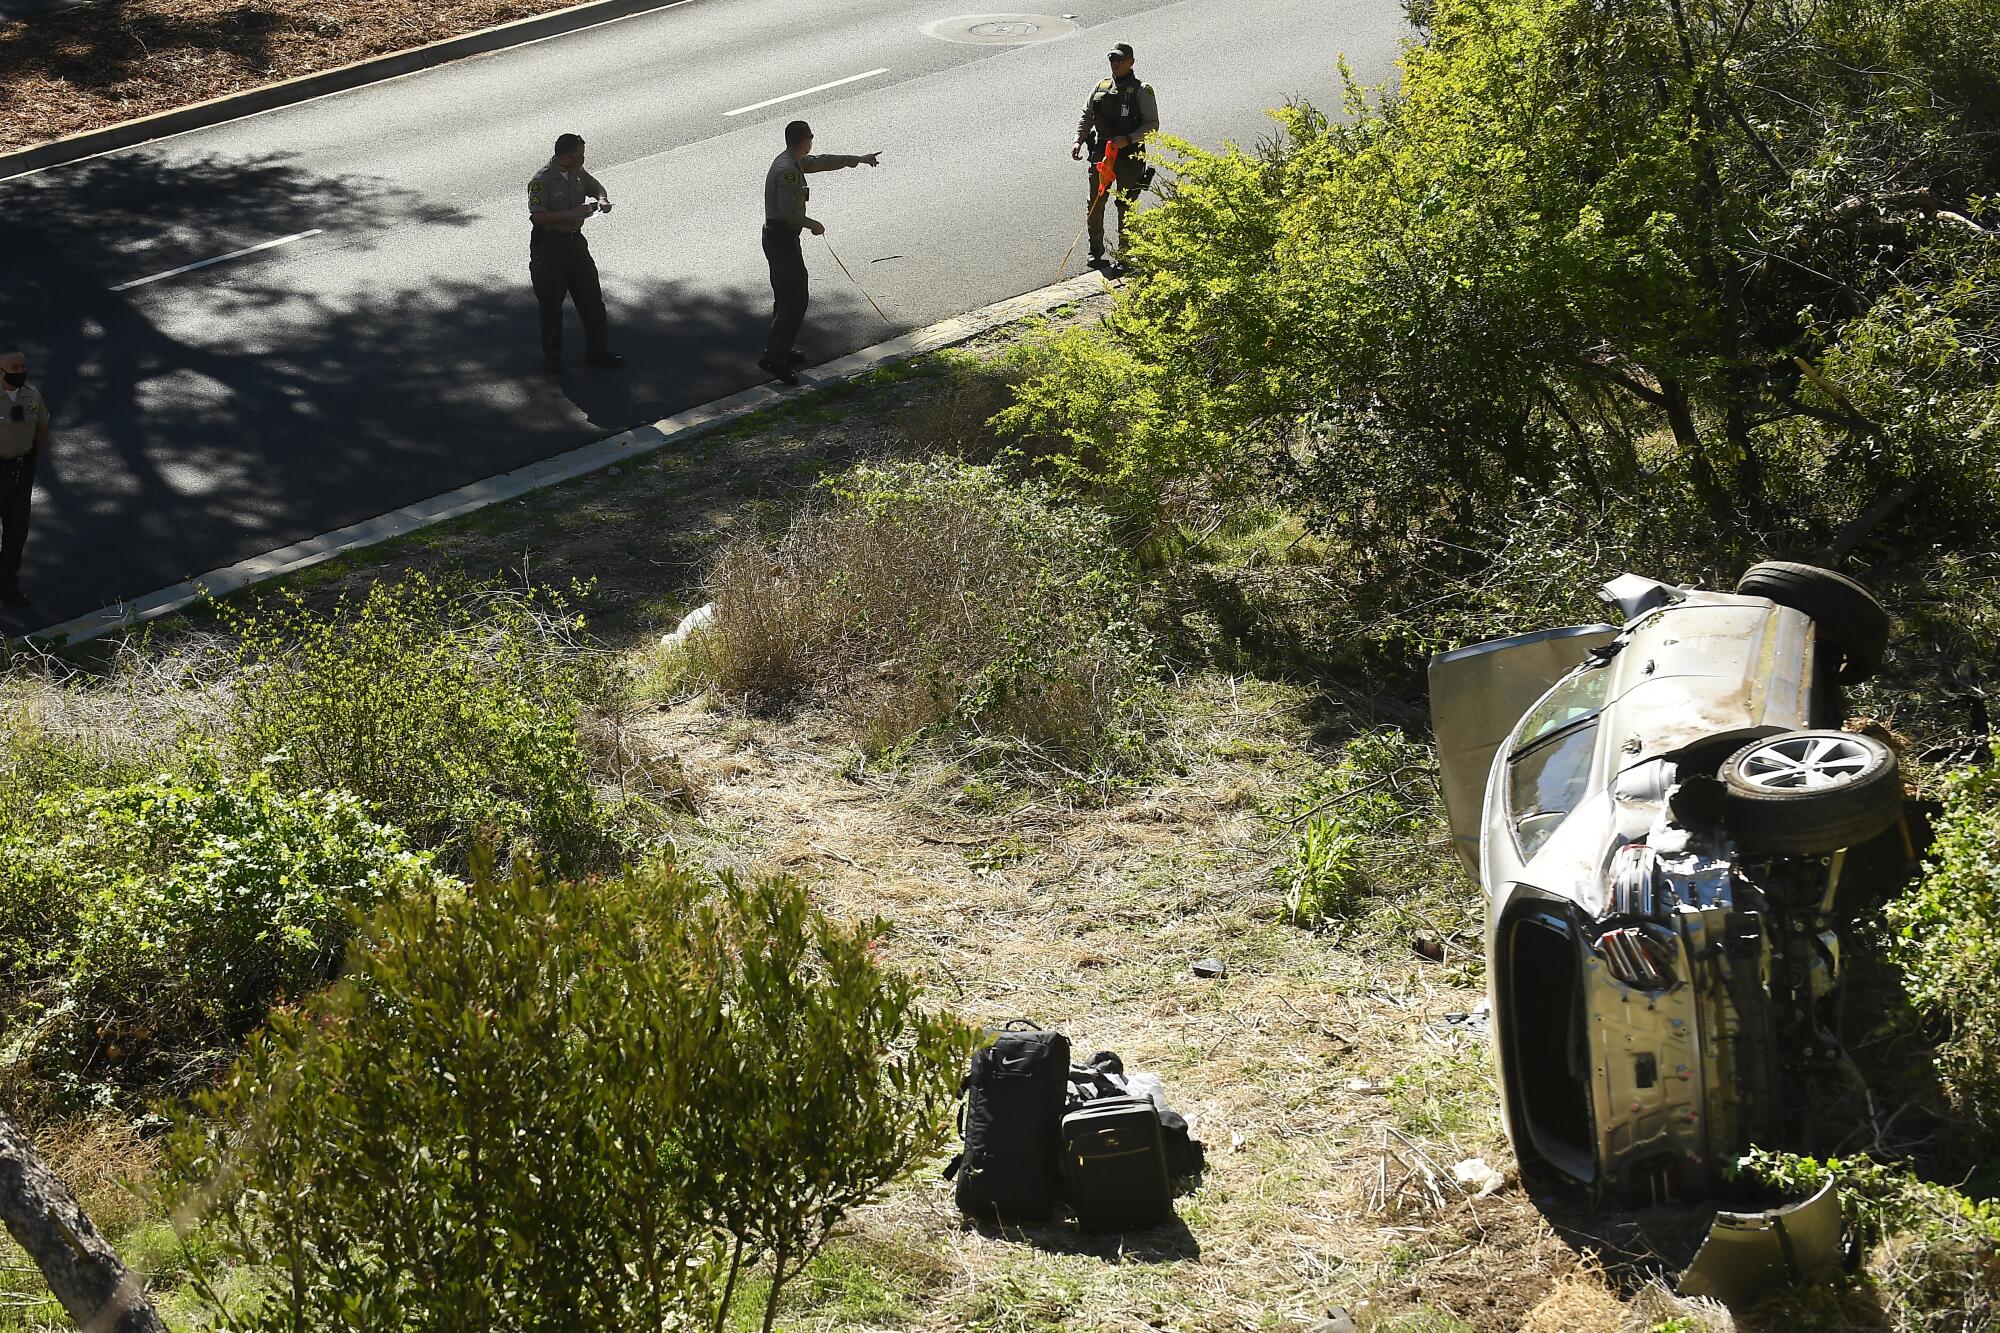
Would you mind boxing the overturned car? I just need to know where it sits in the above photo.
[1430,563,1905,1205]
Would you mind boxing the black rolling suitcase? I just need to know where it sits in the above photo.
[1059,1095,1172,1231]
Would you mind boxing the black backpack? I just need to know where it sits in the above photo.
[946,1023,1070,1224]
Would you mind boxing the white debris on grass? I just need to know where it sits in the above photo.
[1451,1155,1506,1198]
[660,603,716,649]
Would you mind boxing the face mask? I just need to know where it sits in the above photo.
[1,372,24,389]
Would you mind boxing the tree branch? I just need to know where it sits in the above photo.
[0,1113,165,1333]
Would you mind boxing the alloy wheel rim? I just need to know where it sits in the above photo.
[1738,735,1877,791]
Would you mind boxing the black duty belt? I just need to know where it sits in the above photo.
[531,226,587,237]
[763,220,802,232]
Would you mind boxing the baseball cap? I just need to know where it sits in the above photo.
[1107,42,1134,60]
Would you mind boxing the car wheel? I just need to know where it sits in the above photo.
[1735,561,1889,682]
[1719,730,1903,855]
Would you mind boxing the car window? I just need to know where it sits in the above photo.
[1507,721,1599,861]
[1512,666,1612,752]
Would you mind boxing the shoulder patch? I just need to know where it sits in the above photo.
[784,170,799,184]
[529,180,542,194]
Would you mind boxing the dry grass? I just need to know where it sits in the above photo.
[623,673,1622,1331]
[0,0,605,151]
[690,461,1148,763]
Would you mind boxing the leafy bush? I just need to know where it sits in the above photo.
[694,460,1155,765]
[1270,730,1448,929]
[222,576,617,873]
[1743,1150,2000,1331]
[1885,754,2000,1140]
[1003,0,2000,555]
[0,767,428,1085]
[159,855,971,1333]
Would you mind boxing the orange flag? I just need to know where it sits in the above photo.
[1094,140,1122,198]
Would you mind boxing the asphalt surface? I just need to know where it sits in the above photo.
[1,0,1410,632]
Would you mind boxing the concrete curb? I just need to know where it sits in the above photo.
[27,273,1108,647]
[0,0,695,181]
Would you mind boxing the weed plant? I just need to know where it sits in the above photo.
[1269,729,1461,941]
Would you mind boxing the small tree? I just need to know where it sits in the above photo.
[158,854,972,1333]
[691,871,974,1333]
[159,857,725,1333]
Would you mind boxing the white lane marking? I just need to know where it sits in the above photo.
[723,68,889,117]
[108,229,325,292]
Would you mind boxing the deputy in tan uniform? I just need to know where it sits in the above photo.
[1072,43,1160,271]
[0,347,48,609]
[528,133,624,373]
[758,119,880,385]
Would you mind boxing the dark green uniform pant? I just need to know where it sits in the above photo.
[1086,150,1148,257]
[762,222,809,363]
[0,451,35,594]
[530,229,610,365]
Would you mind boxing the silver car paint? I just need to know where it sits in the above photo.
[1436,582,1824,1199]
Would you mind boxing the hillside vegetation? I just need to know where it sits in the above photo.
[4,0,1999,1328]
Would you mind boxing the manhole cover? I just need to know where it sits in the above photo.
[923,13,1080,45]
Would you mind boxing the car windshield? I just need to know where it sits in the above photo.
[1512,666,1612,752]
[1507,721,1600,861]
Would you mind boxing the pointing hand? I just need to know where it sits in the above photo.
[860,152,881,167]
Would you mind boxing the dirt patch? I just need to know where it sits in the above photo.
[1,0,618,151]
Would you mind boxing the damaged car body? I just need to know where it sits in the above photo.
[1431,563,1905,1207]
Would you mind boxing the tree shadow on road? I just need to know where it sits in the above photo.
[0,147,870,631]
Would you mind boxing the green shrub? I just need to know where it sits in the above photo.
[159,855,971,1333]
[1885,754,2000,1140]
[1743,1150,2000,1331]
[697,460,1155,766]
[222,576,617,872]
[1270,730,1446,928]
[0,767,428,1084]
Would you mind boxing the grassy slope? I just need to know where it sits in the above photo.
[0,299,1861,1332]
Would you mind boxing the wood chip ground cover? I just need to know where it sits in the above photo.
[4,307,1736,1331]
[0,0,599,151]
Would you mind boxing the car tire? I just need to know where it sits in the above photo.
[1734,561,1889,682]
[1720,730,1903,855]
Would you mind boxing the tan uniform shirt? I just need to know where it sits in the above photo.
[528,160,609,233]
[763,149,865,227]
[0,385,48,462]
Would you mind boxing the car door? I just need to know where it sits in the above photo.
[1430,624,1620,876]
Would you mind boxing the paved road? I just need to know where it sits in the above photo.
[1,0,1408,632]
